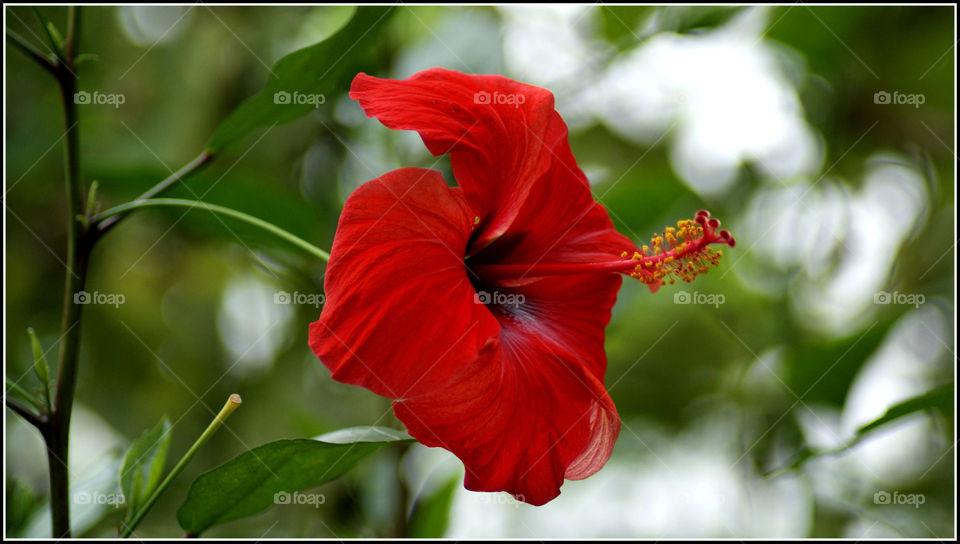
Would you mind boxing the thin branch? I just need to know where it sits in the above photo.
[94,198,331,261]
[96,151,214,234]
[6,378,45,413]
[5,396,48,429]
[6,30,57,73]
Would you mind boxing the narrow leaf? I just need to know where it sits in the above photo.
[44,21,64,51]
[27,328,49,390]
[855,384,952,436]
[766,384,953,477]
[177,428,411,535]
[120,417,172,521]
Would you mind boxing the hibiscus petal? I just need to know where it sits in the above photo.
[394,334,619,506]
[309,167,500,399]
[394,272,622,505]
[469,110,637,267]
[349,68,557,250]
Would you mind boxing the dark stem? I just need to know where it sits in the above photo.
[47,7,85,538]
[13,7,215,538]
[48,234,91,538]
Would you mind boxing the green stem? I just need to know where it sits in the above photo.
[96,151,213,233]
[120,395,243,538]
[93,198,331,261]
[6,30,57,73]
[137,152,213,201]
[64,6,77,62]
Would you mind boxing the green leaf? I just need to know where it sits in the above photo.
[44,21,64,52]
[176,427,412,535]
[766,384,953,477]
[27,328,49,390]
[84,180,99,221]
[288,6,358,51]
[5,478,42,535]
[206,6,394,152]
[407,475,459,538]
[314,425,412,443]
[120,417,172,522]
[855,384,952,435]
[73,53,99,65]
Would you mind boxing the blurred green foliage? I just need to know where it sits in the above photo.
[5,5,954,538]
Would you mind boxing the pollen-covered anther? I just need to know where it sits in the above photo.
[625,210,735,287]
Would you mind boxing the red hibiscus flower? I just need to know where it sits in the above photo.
[309,68,734,506]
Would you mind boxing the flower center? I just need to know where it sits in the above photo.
[468,210,735,286]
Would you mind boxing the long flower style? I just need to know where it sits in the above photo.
[309,68,734,505]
